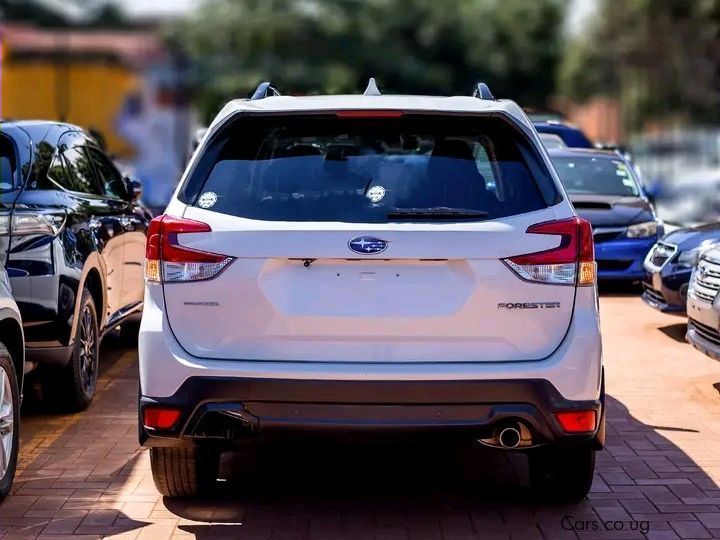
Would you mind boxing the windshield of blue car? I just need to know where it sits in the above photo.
[551,156,641,197]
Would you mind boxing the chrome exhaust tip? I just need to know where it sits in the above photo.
[477,421,532,449]
[497,426,521,449]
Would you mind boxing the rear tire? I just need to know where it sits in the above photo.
[0,343,20,502]
[528,446,596,502]
[150,447,220,497]
[59,289,99,412]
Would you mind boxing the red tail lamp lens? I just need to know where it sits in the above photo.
[554,410,597,433]
[144,214,234,283]
[143,407,181,430]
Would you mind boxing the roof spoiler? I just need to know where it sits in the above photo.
[472,82,495,100]
[250,82,281,100]
[248,79,496,100]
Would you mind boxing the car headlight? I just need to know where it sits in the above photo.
[676,247,701,268]
[626,221,658,238]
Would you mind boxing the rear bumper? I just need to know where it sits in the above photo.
[140,376,605,448]
[595,237,657,280]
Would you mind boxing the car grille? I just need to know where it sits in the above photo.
[690,257,720,303]
[646,242,677,269]
[642,284,666,305]
[592,227,625,243]
[689,318,720,346]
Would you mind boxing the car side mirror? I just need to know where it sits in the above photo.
[124,176,142,202]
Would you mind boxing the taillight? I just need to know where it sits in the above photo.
[554,410,597,433]
[503,217,595,286]
[0,212,64,236]
[143,407,181,430]
[145,215,234,283]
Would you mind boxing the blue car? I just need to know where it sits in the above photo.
[534,120,594,149]
[642,223,720,313]
[549,149,663,281]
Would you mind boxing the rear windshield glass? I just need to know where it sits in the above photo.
[551,155,640,197]
[185,115,553,223]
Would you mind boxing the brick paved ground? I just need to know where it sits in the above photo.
[2,290,720,539]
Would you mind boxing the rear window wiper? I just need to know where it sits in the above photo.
[387,207,489,220]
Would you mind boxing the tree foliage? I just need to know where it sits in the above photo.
[559,0,720,130]
[172,0,567,122]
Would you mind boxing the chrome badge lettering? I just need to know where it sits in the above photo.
[498,302,561,310]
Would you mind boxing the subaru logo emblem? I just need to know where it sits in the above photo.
[348,236,388,255]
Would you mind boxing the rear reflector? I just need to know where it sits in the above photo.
[503,217,596,286]
[143,407,181,430]
[145,215,234,283]
[554,410,597,433]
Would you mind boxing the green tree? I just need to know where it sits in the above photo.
[172,0,567,122]
[559,0,720,131]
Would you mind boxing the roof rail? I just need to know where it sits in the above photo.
[473,82,495,100]
[250,82,281,100]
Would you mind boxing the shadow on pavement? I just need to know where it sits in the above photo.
[166,395,718,540]
[657,322,688,344]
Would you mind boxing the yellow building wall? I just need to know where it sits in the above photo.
[1,57,139,158]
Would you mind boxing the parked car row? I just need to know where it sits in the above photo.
[531,119,720,363]
[0,120,152,500]
[642,222,720,360]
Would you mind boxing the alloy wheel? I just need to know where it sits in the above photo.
[79,305,98,397]
[0,366,14,481]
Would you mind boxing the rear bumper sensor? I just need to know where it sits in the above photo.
[139,377,604,449]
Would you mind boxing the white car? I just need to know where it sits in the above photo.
[0,265,23,501]
[138,81,604,500]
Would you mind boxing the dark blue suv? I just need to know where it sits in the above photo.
[643,223,720,313]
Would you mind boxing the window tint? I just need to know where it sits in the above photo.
[46,153,67,188]
[0,136,15,191]
[86,147,127,199]
[188,115,552,223]
[61,147,101,195]
[552,155,640,197]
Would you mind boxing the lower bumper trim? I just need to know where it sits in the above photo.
[140,376,604,448]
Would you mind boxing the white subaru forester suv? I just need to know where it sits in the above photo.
[139,81,604,501]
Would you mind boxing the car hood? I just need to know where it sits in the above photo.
[661,221,720,251]
[569,194,654,227]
